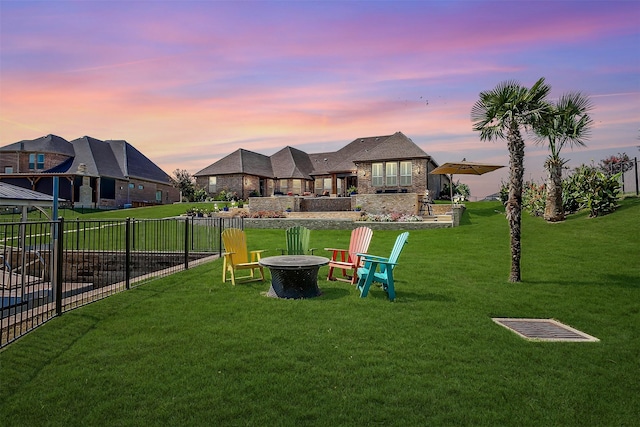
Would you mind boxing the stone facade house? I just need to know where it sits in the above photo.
[0,134,179,208]
[194,132,449,200]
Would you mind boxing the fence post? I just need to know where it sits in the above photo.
[219,218,223,258]
[635,157,638,196]
[184,216,189,270]
[55,218,64,316]
[125,218,131,290]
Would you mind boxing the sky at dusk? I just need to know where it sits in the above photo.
[1,0,639,198]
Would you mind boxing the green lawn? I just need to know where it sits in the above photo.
[1,199,639,426]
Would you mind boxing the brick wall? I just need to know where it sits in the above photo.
[0,152,72,173]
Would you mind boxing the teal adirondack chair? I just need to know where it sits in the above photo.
[279,226,316,255]
[356,232,409,301]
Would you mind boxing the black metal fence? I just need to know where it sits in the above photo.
[1,216,243,348]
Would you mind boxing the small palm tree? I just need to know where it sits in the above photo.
[535,92,593,222]
[471,78,551,282]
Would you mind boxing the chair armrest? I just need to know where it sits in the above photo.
[357,253,388,262]
[324,248,348,261]
[250,249,266,261]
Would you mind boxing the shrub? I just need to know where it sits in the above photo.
[247,211,287,218]
[358,213,423,222]
[522,181,546,217]
[565,165,621,217]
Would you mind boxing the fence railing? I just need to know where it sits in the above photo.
[1,216,243,348]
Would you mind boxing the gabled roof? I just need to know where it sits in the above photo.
[194,149,273,177]
[0,134,75,157]
[308,132,430,174]
[350,132,430,162]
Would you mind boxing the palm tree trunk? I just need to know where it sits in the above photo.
[544,159,565,222]
[506,125,524,282]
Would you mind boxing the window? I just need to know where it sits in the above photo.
[138,184,144,190]
[400,161,412,186]
[279,179,288,193]
[37,153,45,169]
[323,178,331,194]
[129,183,135,189]
[4,166,13,173]
[372,163,383,187]
[208,176,217,193]
[28,153,35,169]
[156,190,162,202]
[385,162,397,186]
[291,179,302,195]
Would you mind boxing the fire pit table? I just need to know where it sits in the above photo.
[259,255,329,299]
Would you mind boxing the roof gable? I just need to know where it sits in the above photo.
[350,132,429,162]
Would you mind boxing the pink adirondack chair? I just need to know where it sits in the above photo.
[325,226,373,285]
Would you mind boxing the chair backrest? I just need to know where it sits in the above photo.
[221,228,249,264]
[387,232,410,267]
[348,226,373,261]
[285,226,311,255]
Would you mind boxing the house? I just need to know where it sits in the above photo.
[194,132,449,199]
[0,134,179,208]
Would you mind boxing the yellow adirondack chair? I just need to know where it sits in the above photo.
[221,228,265,285]
[325,226,373,285]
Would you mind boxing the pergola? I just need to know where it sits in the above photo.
[0,181,63,222]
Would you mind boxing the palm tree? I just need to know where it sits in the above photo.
[535,92,593,222]
[471,78,551,282]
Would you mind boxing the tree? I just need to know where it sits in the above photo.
[471,78,551,282]
[170,169,195,202]
[534,92,593,222]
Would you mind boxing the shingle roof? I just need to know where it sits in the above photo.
[0,134,75,156]
[194,149,273,177]
[270,146,314,179]
[195,131,432,179]
[108,140,171,183]
[350,132,430,162]
[69,136,121,178]
[0,134,171,184]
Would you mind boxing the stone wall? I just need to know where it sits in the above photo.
[353,193,420,215]
[243,217,453,230]
[249,196,299,212]
[18,250,204,286]
[301,197,351,212]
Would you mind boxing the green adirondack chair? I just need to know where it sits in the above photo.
[356,231,409,301]
[279,226,316,255]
